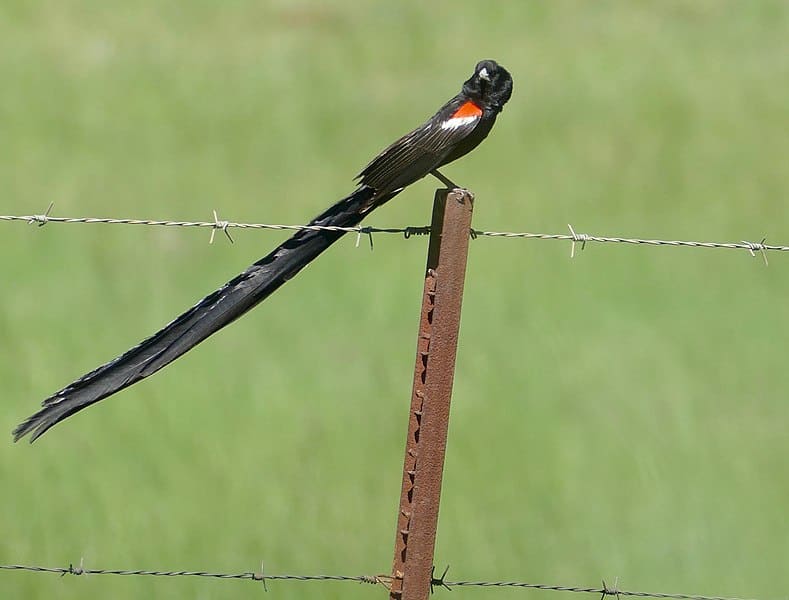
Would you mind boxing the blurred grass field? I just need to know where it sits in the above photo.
[2,1,789,598]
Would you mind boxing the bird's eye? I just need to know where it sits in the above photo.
[478,67,490,82]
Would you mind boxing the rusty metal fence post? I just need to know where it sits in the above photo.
[389,188,474,600]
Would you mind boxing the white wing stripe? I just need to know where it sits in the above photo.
[441,115,479,130]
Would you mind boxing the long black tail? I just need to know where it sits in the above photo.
[14,186,396,442]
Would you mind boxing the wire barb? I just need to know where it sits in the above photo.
[251,560,268,591]
[355,226,374,250]
[62,558,85,577]
[568,223,589,258]
[602,578,621,600]
[431,565,452,593]
[28,202,54,227]
[742,238,769,266]
[209,210,234,244]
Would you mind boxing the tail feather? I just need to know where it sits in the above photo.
[14,186,395,442]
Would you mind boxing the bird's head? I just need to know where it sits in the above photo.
[463,60,513,111]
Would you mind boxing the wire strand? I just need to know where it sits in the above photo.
[1,211,786,257]
[0,563,768,600]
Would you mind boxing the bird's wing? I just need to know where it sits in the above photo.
[357,101,483,194]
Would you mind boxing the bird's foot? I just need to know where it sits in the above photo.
[431,170,473,202]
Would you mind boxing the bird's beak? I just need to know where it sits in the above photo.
[478,67,490,82]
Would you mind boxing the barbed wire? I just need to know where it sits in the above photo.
[0,562,767,600]
[1,206,786,262]
[0,561,389,591]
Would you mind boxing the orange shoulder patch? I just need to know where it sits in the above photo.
[451,101,483,119]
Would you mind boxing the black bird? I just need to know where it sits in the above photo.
[14,59,513,442]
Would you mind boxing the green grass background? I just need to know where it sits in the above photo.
[2,1,788,598]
